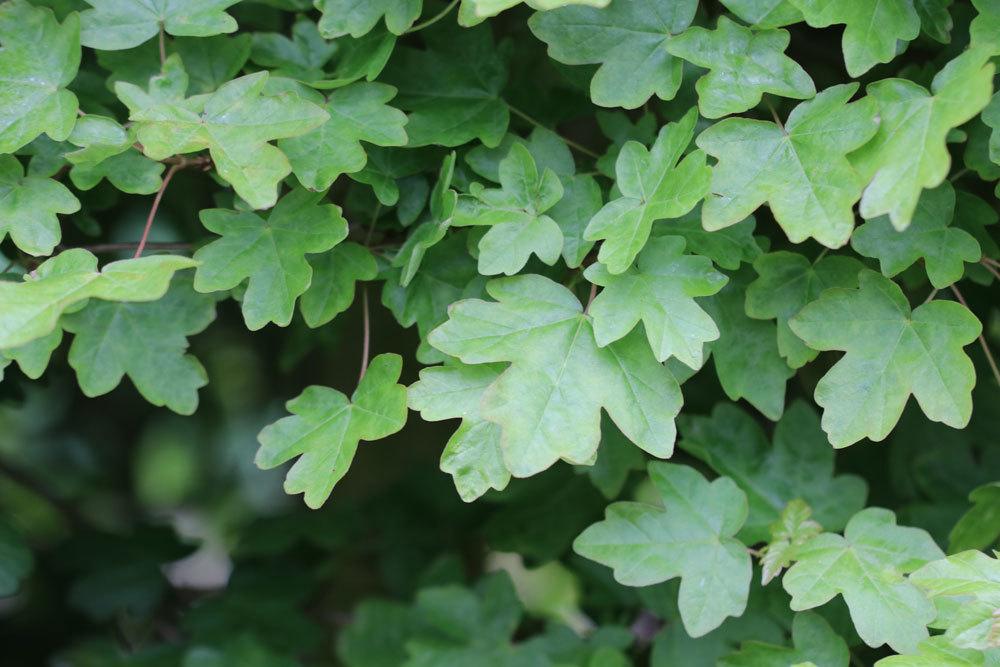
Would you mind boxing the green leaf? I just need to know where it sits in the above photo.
[459,0,612,25]
[585,109,711,274]
[782,508,944,653]
[915,0,954,43]
[910,550,1000,650]
[982,93,1000,167]
[759,499,823,585]
[382,27,508,147]
[183,636,300,667]
[453,143,564,276]
[551,174,603,269]
[719,0,803,28]
[300,243,377,329]
[281,82,408,192]
[0,522,33,597]
[0,154,80,256]
[574,462,751,637]
[875,637,999,666]
[408,362,510,502]
[971,0,1000,54]
[193,188,348,330]
[851,51,995,230]
[428,274,682,477]
[0,249,196,349]
[528,0,698,109]
[788,270,982,447]
[703,269,794,421]
[61,276,215,415]
[80,0,240,50]
[256,353,408,508]
[116,57,329,209]
[0,0,80,153]
[664,16,815,119]
[250,18,337,82]
[852,183,981,289]
[393,153,458,287]
[949,482,1000,553]
[69,149,165,195]
[315,0,421,38]
[745,251,866,368]
[585,236,728,369]
[788,0,920,76]
[679,401,867,545]
[657,206,761,271]
[720,612,850,667]
[698,84,879,248]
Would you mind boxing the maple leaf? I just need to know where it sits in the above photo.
[719,613,849,667]
[392,153,458,286]
[910,550,1000,651]
[80,0,240,50]
[256,353,408,509]
[193,188,348,330]
[427,274,682,477]
[574,462,752,637]
[789,270,981,447]
[0,154,80,256]
[719,0,803,28]
[300,243,377,329]
[315,0,422,38]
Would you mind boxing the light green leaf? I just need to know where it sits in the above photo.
[703,268,794,421]
[453,143,564,276]
[428,274,683,477]
[759,499,823,586]
[680,401,867,545]
[193,188,348,330]
[664,16,815,118]
[698,84,879,248]
[300,243,377,329]
[62,276,215,415]
[408,362,510,502]
[851,51,995,230]
[250,18,337,82]
[0,154,79,256]
[852,183,981,288]
[585,236,728,369]
[528,0,698,109]
[788,270,981,447]
[971,0,1000,54]
[910,550,1000,651]
[0,249,196,349]
[745,251,866,368]
[788,0,920,76]
[69,149,165,195]
[81,0,240,50]
[782,507,944,653]
[551,174,602,269]
[1,328,63,381]
[64,114,130,165]
[983,93,1000,167]
[875,637,999,666]
[719,0,803,27]
[281,82,408,192]
[585,109,711,273]
[393,153,457,286]
[0,0,80,153]
[315,0,421,38]
[116,58,329,209]
[949,482,1000,553]
[574,462,751,637]
[459,0,611,25]
[256,353,408,508]
[720,613,850,667]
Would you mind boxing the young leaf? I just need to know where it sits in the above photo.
[910,550,1000,651]
[789,0,920,76]
[280,82,408,192]
[782,507,944,653]
[393,153,458,286]
[789,270,981,447]
[62,277,215,416]
[250,18,337,83]
[314,0,421,38]
[664,16,815,118]
[256,353,408,509]
[0,249,196,349]
[116,59,329,209]
[0,0,80,153]
[698,84,879,248]
[408,362,510,502]
[585,109,711,274]
[528,0,698,109]
[852,183,981,288]
[574,462,752,637]
[453,143,564,276]
[719,612,850,667]
[0,154,80,256]
[745,251,866,368]
[759,499,823,585]
[680,401,867,544]
[949,482,1000,553]
[80,0,240,50]
[193,188,348,330]
[585,236,728,369]
[300,243,377,329]
[851,51,995,230]
[428,274,683,477]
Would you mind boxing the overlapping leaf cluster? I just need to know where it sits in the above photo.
[2,0,1000,664]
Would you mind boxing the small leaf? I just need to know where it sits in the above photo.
[300,243,377,329]
[393,153,458,286]
[759,500,823,586]
[315,0,422,38]
[0,154,80,256]
[949,482,1000,553]
[720,612,849,667]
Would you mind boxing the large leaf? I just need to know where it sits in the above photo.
[910,550,1000,651]
[80,0,240,50]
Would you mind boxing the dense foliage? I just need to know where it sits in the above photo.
[1,0,999,665]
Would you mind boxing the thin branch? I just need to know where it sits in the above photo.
[404,0,458,33]
[507,104,601,159]
[73,242,193,254]
[983,256,1000,269]
[766,100,785,132]
[923,288,938,304]
[365,203,382,246]
[950,284,1000,388]
[815,248,829,263]
[358,287,371,384]
[158,22,167,66]
[949,168,970,182]
[583,282,598,315]
[981,260,1000,282]
[135,162,181,258]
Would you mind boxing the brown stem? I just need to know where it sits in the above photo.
[583,282,598,315]
[158,23,166,66]
[358,287,371,383]
[74,242,193,254]
[135,162,181,258]
[950,285,1000,388]
[982,259,1000,280]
